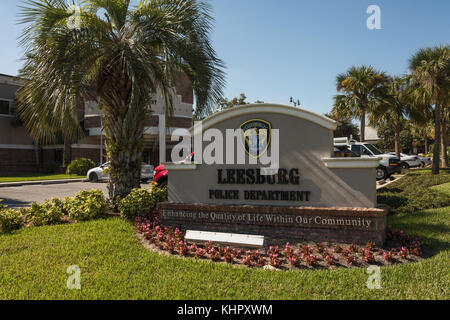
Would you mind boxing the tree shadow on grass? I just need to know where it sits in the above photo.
[377,188,404,194]
[377,194,408,210]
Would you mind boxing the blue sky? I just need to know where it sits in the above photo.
[0,0,449,115]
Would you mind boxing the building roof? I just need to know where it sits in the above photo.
[0,73,22,86]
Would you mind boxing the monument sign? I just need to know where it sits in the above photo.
[159,104,386,245]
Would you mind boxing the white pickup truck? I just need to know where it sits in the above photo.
[334,138,401,180]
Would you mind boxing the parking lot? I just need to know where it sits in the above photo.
[0,182,146,208]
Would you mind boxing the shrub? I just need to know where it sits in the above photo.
[66,158,96,176]
[0,209,24,233]
[149,184,168,208]
[27,199,65,226]
[0,199,7,211]
[39,161,62,174]
[118,185,168,219]
[118,189,153,219]
[65,190,109,221]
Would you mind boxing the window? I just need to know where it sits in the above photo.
[0,100,10,115]
[351,145,372,156]
[364,144,383,155]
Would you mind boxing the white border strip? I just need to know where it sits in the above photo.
[163,163,197,171]
[0,144,103,150]
[322,157,380,169]
[0,144,34,150]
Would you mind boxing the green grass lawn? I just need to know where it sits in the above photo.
[0,207,448,300]
[0,174,84,183]
[432,182,450,196]
[377,170,450,214]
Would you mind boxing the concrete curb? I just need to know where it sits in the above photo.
[0,179,87,188]
[376,175,405,190]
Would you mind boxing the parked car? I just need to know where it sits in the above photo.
[388,153,422,169]
[334,138,401,180]
[153,152,195,188]
[87,162,154,182]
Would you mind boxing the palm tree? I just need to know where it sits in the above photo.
[332,66,388,142]
[17,56,84,169]
[410,111,434,155]
[17,0,225,201]
[440,89,450,167]
[409,45,450,174]
[369,76,412,158]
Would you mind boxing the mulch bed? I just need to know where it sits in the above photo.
[135,214,426,271]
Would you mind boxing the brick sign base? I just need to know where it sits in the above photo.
[158,203,387,246]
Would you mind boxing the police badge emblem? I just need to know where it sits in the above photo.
[239,119,272,159]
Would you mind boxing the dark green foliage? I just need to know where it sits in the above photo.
[66,158,96,176]
[39,161,62,174]
[325,113,360,140]
[376,122,413,153]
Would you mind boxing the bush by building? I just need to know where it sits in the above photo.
[66,158,96,176]
[118,185,168,219]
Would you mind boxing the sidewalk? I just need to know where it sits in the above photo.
[0,178,86,188]
[376,174,405,190]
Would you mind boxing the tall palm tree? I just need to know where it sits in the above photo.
[332,66,388,142]
[369,76,412,158]
[409,45,450,174]
[17,0,225,201]
[410,110,434,155]
[440,89,450,167]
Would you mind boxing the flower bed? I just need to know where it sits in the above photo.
[135,211,425,270]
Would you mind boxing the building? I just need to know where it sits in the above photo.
[0,73,193,173]
[363,126,380,144]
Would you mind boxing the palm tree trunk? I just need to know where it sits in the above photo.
[432,95,441,174]
[63,136,72,169]
[360,111,366,142]
[106,131,143,204]
[394,124,401,158]
[424,134,428,154]
[441,110,448,168]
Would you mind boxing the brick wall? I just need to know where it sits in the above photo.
[84,116,102,129]
[159,203,387,245]
[0,149,37,173]
[176,73,194,104]
[71,148,101,165]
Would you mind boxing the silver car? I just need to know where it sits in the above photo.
[388,153,422,169]
[87,162,154,182]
